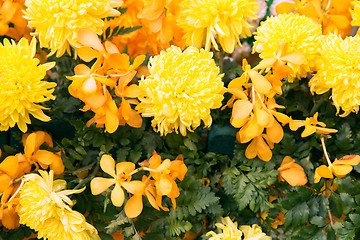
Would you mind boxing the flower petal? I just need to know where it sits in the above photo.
[100,155,116,177]
[111,183,125,207]
[90,177,116,195]
[125,194,143,218]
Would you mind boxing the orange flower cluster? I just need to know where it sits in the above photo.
[0,131,64,229]
[90,151,187,218]
[67,29,145,133]
[0,0,32,40]
[104,0,184,58]
[224,59,337,162]
[276,0,353,38]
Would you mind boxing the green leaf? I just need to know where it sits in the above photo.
[349,213,360,225]
[310,216,326,228]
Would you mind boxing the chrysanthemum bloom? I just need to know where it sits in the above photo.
[253,13,322,81]
[177,0,259,53]
[23,0,122,57]
[309,34,360,116]
[206,216,243,239]
[351,0,360,29]
[19,170,100,240]
[136,46,224,136]
[239,224,271,240]
[0,37,56,133]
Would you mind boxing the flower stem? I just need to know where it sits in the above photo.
[321,137,332,166]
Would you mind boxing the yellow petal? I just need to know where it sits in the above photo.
[126,109,143,128]
[111,183,125,207]
[254,108,270,127]
[90,177,116,195]
[256,136,272,161]
[245,138,258,159]
[49,154,65,175]
[331,165,353,178]
[105,107,119,134]
[275,2,296,14]
[230,116,249,128]
[281,52,306,65]
[335,155,360,165]
[100,155,116,177]
[124,85,143,98]
[280,167,308,186]
[125,194,143,218]
[301,125,316,137]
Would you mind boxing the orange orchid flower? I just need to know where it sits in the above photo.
[289,112,338,137]
[244,134,274,161]
[90,154,145,218]
[314,155,360,183]
[144,151,187,210]
[22,131,64,174]
[278,156,308,186]
[0,181,20,229]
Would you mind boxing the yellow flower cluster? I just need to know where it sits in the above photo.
[177,0,259,53]
[0,37,55,133]
[309,34,360,116]
[136,46,225,136]
[206,216,271,240]
[253,13,322,81]
[19,170,100,240]
[23,0,122,57]
[90,151,187,218]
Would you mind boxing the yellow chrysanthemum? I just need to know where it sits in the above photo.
[253,13,322,81]
[351,0,360,27]
[206,217,243,239]
[0,37,56,133]
[240,224,272,240]
[177,0,259,53]
[309,34,360,117]
[19,170,100,240]
[136,46,224,136]
[23,0,122,57]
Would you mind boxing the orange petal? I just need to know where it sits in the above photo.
[49,154,65,175]
[131,55,146,69]
[77,28,104,51]
[78,47,99,62]
[2,208,20,229]
[230,116,249,128]
[105,107,119,134]
[84,94,106,109]
[116,162,135,175]
[124,85,143,98]
[248,70,272,94]
[278,156,296,171]
[254,108,270,127]
[126,110,143,128]
[121,181,145,195]
[301,125,316,137]
[125,194,143,218]
[232,99,253,120]
[330,15,350,30]
[266,120,283,143]
[74,64,91,75]
[289,118,305,131]
[145,188,159,210]
[245,138,258,159]
[31,150,57,166]
[155,175,172,195]
[256,136,273,161]
[254,58,277,70]
[121,99,131,121]
[280,167,308,186]
[100,155,116,177]
[104,41,120,54]
[331,165,353,178]
[0,156,18,179]
[314,165,333,183]
[275,2,296,14]
[111,183,125,207]
[335,155,360,165]
[90,177,116,195]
